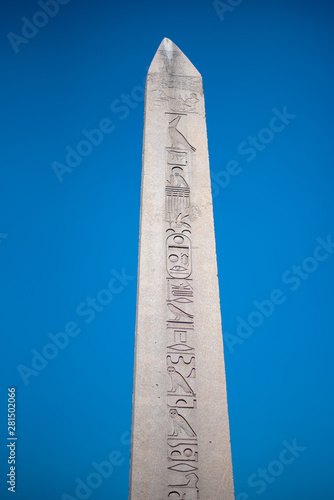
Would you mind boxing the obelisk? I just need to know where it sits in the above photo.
[129,38,234,500]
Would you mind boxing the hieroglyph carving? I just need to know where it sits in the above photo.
[149,72,203,116]
[163,97,199,499]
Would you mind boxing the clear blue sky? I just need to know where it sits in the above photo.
[1,1,334,499]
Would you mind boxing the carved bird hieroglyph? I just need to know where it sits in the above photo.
[168,116,196,152]
[167,366,194,395]
[167,303,193,321]
[169,409,196,437]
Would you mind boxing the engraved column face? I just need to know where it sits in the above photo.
[167,234,192,278]
[129,38,235,500]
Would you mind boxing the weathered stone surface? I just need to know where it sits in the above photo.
[129,38,235,500]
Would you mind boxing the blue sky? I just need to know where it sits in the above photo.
[1,0,334,499]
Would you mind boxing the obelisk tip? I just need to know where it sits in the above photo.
[148,38,201,78]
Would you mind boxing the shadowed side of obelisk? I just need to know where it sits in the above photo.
[129,38,235,500]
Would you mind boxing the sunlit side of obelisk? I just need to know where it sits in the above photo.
[129,38,235,500]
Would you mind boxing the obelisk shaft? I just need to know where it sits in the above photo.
[129,38,234,500]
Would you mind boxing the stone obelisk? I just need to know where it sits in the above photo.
[129,38,234,500]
